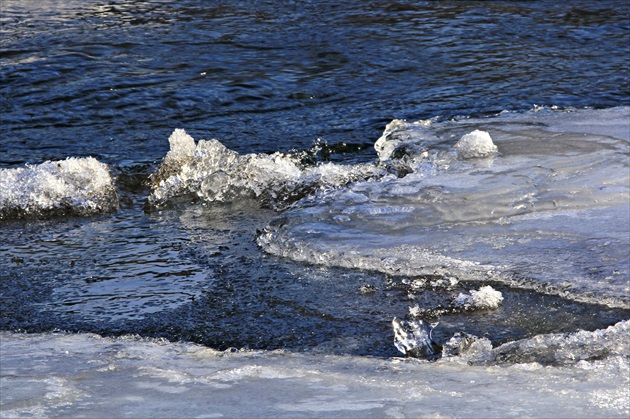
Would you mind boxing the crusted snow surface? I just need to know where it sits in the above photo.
[1,327,628,418]
[0,157,118,219]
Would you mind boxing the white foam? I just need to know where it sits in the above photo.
[0,157,118,219]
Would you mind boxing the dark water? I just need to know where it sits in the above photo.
[1,0,629,356]
[2,0,628,166]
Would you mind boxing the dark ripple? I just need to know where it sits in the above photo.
[2,203,628,357]
[1,0,628,166]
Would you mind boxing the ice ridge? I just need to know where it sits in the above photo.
[395,319,629,366]
[147,129,382,210]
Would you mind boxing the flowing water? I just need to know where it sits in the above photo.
[1,0,629,417]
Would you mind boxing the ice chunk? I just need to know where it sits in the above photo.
[454,286,504,310]
[374,119,435,162]
[492,320,630,365]
[442,332,494,363]
[150,128,196,182]
[392,317,441,359]
[453,130,498,158]
[148,130,382,209]
[0,157,118,219]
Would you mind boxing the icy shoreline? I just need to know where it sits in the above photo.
[1,325,628,418]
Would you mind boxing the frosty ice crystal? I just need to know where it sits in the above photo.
[0,157,118,219]
[453,130,498,158]
[454,285,504,310]
[148,129,381,209]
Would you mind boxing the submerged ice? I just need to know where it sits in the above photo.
[258,107,630,308]
[0,157,118,219]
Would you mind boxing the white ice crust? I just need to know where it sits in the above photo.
[1,325,628,418]
[0,157,118,219]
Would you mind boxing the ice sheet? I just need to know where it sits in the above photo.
[258,107,630,308]
[1,328,628,418]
